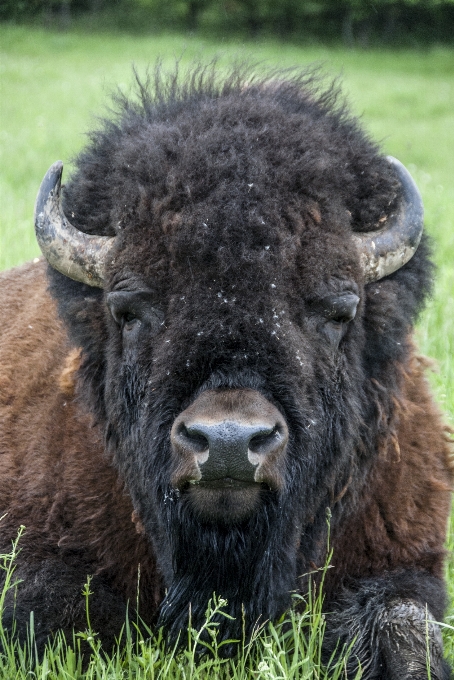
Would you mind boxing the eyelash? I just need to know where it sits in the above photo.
[329,313,354,325]
[121,312,137,326]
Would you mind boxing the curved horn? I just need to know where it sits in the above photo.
[34,161,114,288]
[352,156,424,283]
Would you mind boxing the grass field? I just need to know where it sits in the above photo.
[1,23,453,677]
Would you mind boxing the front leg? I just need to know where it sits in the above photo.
[323,571,451,680]
[1,559,129,654]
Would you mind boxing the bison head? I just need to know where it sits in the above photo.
[34,66,431,643]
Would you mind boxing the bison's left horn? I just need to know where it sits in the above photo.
[353,156,424,283]
[34,161,114,288]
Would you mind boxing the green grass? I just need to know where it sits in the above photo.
[1,23,453,677]
[1,525,360,679]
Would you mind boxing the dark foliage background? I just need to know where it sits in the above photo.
[2,0,454,45]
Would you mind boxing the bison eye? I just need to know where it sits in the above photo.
[121,311,138,329]
[318,292,360,347]
[107,294,139,327]
[107,290,164,337]
[322,292,360,324]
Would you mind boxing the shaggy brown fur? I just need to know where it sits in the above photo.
[1,66,453,678]
[327,352,453,589]
[1,259,451,631]
[0,261,162,629]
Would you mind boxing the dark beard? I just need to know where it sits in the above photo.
[157,491,301,652]
[111,370,350,650]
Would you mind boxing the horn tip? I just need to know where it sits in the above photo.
[34,161,65,232]
[48,160,64,180]
[385,155,404,173]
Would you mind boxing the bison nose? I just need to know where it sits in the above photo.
[176,421,281,482]
[170,389,288,490]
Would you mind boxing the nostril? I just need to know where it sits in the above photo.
[178,424,209,453]
[248,425,282,455]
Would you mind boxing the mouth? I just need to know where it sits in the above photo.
[181,478,269,523]
[186,477,265,490]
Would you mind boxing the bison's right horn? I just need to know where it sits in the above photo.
[34,161,114,288]
[352,156,424,283]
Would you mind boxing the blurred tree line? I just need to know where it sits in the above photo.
[2,0,454,44]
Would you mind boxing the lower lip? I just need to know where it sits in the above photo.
[189,478,261,490]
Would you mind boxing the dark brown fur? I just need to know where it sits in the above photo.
[1,259,451,629]
[1,67,453,677]
[327,352,453,589]
[0,261,162,624]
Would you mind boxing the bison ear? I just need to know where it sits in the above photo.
[352,156,424,283]
[34,161,115,288]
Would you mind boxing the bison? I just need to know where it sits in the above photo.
[0,64,452,678]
